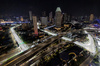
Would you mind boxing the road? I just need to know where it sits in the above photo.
[1,24,97,66]
[18,40,67,66]
[0,47,21,65]
[44,25,55,29]
[84,27,100,66]
[0,25,29,65]
[1,24,58,66]
[40,29,57,36]
[40,25,96,56]
[10,25,29,51]
[74,31,96,56]
[2,36,61,66]
[39,25,97,66]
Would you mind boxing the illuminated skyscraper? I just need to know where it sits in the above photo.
[29,11,33,26]
[90,14,94,22]
[67,14,71,22]
[41,17,48,26]
[20,16,24,21]
[33,16,38,36]
[49,12,52,22]
[55,7,62,28]
[63,13,67,23]
[29,11,33,21]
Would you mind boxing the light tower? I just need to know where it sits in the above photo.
[55,7,62,28]
[33,16,38,36]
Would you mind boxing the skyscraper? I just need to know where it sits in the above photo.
[20,16,24,21]
[49,12,53,22]
[63,13,67,23]
[55,7,62,28]
[33,16,38,36]
[41,17,48,26]
[67,14,71,22]
[29,11,33,21]
[90,14,94,22]
[29,11,33,26]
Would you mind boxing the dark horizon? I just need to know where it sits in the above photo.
[0,0,100,17]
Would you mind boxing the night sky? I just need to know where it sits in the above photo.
[0,0,100,16]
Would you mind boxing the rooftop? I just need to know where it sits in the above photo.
[56,7,61,12]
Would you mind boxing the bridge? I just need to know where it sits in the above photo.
[0,21,30,24]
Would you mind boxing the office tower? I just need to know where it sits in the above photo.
[67,14,71,22]
[52,18,54,24]
[29,11,33,21]
[63,13,67,23]
[90,14,94,22]
[49,12,53,22]
[84,16,89,21]
[41,17,48,26]
[20,16,24,21]
[33,16,38,36]
[29,11,33,25]
[55,7,62,28]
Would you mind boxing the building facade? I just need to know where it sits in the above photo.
[33,16,38,36]
[55,7,62,28]
[90,14,94,22]
[29,11,33,21]
[41,17,48,26]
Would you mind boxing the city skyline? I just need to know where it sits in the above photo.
[0,0,100,16]
[0,0,100,66]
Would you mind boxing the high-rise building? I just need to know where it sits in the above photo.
[49,12,53,22]
[55,7,62,28]
[63,13,67,23]
[41,17,48,26]
[20,16,24,21]
[29,11,33,27]
[90,14,94,22]
[52,18,54,24]
[84,16,89,21]
[29,11,33,21]
[67,14,71,22]
[33,16,38,36]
